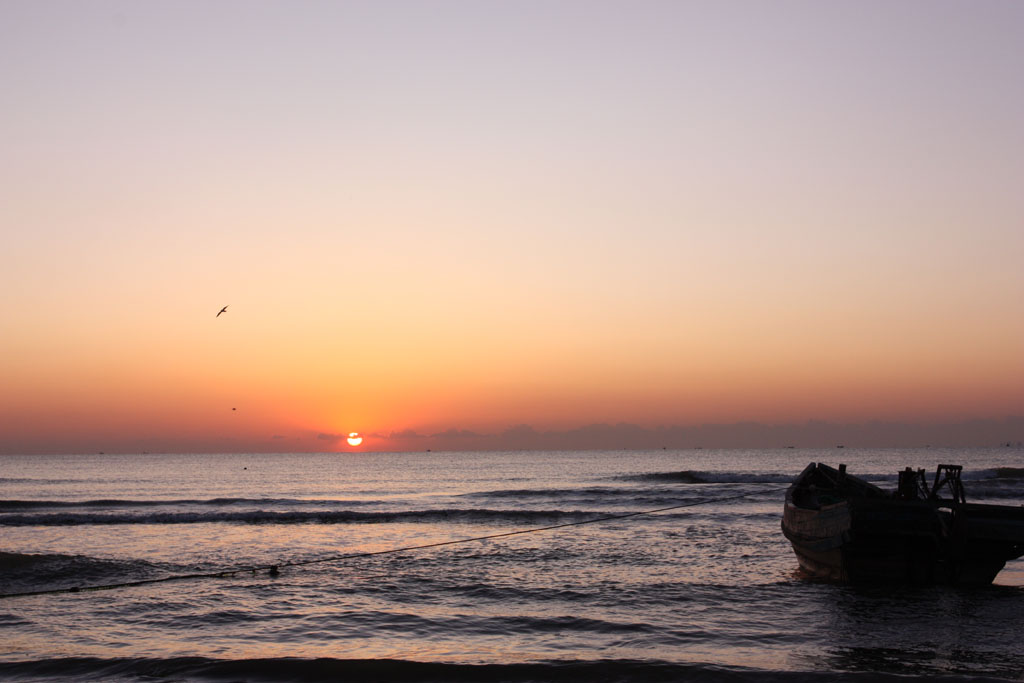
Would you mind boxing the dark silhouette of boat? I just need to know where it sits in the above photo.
[782,462,1024,584]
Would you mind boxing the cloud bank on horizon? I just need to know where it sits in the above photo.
[349,418,1024,451]
[7,417,1019,455]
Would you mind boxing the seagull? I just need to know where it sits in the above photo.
[217,305,229,317]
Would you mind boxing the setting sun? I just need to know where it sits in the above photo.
[346,432,363,447]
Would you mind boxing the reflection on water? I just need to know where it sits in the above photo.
[794,582,1024,678]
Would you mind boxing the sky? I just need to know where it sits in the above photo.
[2,0,1023,453]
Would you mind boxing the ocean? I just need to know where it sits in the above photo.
[2,448,1023,682]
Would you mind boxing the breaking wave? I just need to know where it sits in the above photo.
[0,497,375,511]
[619,471,793,484]
[0,551,167,594]
[0,508,608,527]
[465,486,625,499]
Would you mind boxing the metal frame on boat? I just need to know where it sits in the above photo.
[782,463,1024,584]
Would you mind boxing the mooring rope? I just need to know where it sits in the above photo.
[0,487,786,600]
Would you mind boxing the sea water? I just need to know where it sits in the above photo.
[1,448,1023,681]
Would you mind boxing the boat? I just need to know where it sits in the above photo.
[781,462,1024,584]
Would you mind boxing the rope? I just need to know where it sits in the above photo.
[0,487,784,600]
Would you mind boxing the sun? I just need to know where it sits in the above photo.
[346,432,363,447]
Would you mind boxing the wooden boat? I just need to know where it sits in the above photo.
[782,463,1024,584]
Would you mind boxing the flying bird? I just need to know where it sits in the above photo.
[217,305,229,317]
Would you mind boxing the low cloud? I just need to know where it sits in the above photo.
[369,416,1024,451]
[4,416,1021,455]
[388,428,426,439]
[431,428,483,438]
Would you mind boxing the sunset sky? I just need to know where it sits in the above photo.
[2,1,1023,453]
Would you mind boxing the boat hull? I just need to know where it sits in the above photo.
[781,464,1024,585]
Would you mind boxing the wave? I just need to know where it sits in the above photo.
[963,492,1024,504]
[464,487,768,506]
[0,477,106,485]
[619,471,794,484]
[0,497,376,511]
[0,551,166,594]
[0,656,1015,683]
[0,550,48,571]
[0,550,155,571]
[620,470,709,483]
[861,467,1024,484]
[465,486,626,499]
[0,508,612,527]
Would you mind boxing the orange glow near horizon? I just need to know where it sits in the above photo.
[2,287,1023,452]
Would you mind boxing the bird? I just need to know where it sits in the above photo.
[216,305,229,317]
